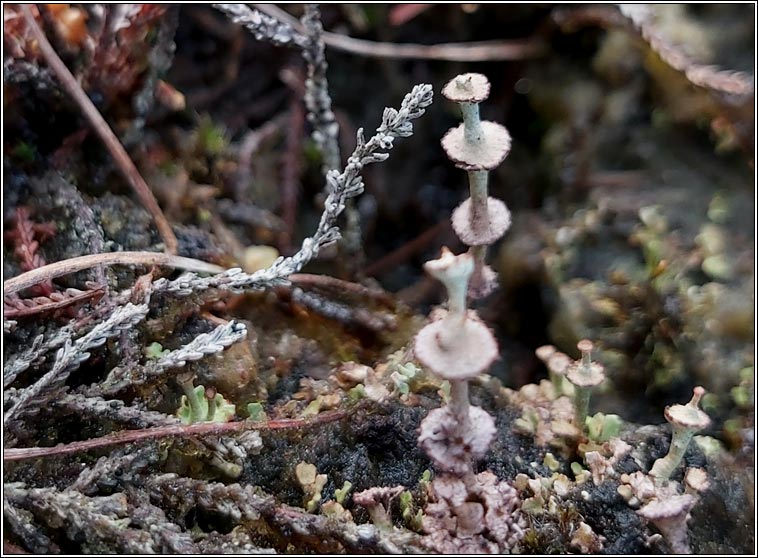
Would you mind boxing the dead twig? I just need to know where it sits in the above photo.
[4,287,104,319]
[233,113,288,202]
[255,4,546,61]
[20,5,179,254]
[3,410,347,462]
[5,207,56,296]
[362,218,452,277]
[284,287,397,332]
[3,252,225,297]
[280,70,306,252]
[290,273,395,308]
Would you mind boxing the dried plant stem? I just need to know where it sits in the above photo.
[362,218,451,277]
[301,4,340,172]
[3,410,347,462]
[20,6,178,254]
[153,83,433,296]
[4,303,149,428]
[4,327,72,388]
[3,251,224,297]
[281,90,306,250]
[290,273,394,307]
[254,4,546,62]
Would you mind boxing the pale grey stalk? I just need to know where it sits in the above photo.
[152,321,247,369]
[154,84,433,296]
[4,326,74,388]
[301,4,340,172]
[213,4,308,48]
[649,425,697,483]
[468,170,490,234]
[573,347,594,431]
[460,102,483,143]
[4,303,149,427]
[449,380,471,435]
[57,393,179,429]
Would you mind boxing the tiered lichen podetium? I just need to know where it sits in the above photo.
[414,249,525,553]
[441,73,512,298]
[415,248,499,479]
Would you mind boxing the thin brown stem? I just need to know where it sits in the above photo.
[20,6,179,254]
[254,4,547,61]
[3,410,347,462]
[4,252,225,296]
[362,219,452,277]
[290,273,394,307]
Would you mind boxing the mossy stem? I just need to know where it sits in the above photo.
[649,426,696,483]
[460,102,483,144]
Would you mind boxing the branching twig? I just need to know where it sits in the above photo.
[281,79,306,251]
[3,497,57,554]
[618,4,754,99]
[3,251,224,297]
[57,394,179,429]
[255,4,546,61]
[5,207,55,296]
[286,287,397,332]
[152,83,433,296]
[4,327,72,388]
[3,410,347,461]
[212,3,308,48]
[98,321,248,395]
[290,273,394,307]
[20,5,179,254]
[4,303,150,428]
[301,4,340,172]
[4,287,104,319]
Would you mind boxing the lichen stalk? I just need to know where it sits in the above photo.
[449,380,471,434]
[468,170,490,235]
[432,250,473,349]
[649,387,710,483]
[574,388,591,434]
[470,244,488,298]
[650,426,697,483]
[460,102,483,144]
[565,340,605,435]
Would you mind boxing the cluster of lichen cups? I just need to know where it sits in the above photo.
[534,349,712,554]
[380,73,714,553]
